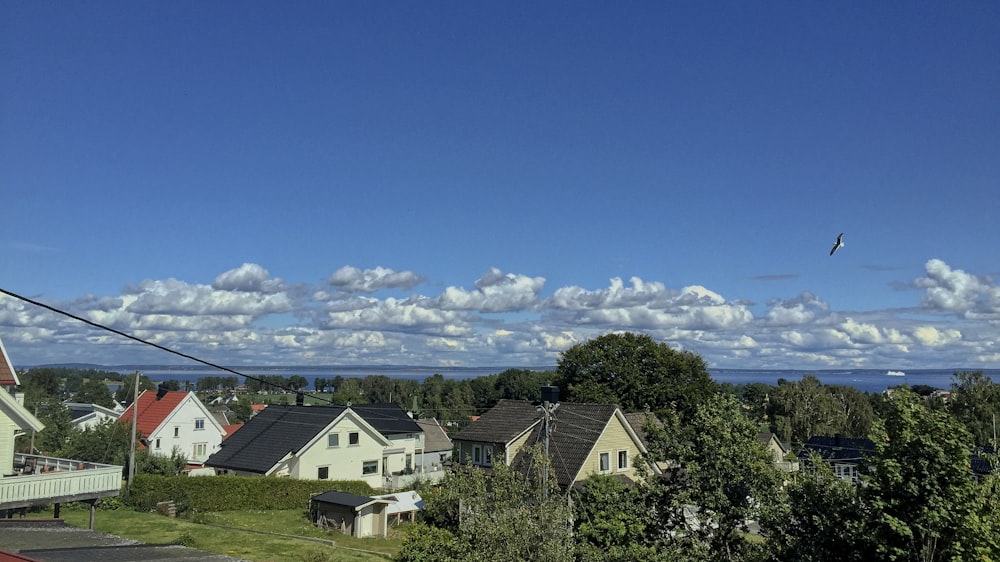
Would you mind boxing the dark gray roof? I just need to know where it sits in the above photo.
[350,404,422,436]
[311,490,387,509]
[624,412,663,448]
[206,403,421,473]
[455,400,623,488]
[452,400,542,444]
[800,435,875,462]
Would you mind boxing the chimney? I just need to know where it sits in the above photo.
[156,385,169,401]
[540,385,560,405]
[296,392,304,406]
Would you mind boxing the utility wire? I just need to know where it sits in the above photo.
[0,286,334,404]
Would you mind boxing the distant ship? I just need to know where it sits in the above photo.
[886,370,906,377]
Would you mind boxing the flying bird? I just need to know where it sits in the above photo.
[829,233,844,256]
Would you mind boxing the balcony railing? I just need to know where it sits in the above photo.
[0,454,123,510]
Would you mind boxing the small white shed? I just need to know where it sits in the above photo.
[309,491,391,538]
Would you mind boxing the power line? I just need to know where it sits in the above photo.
[0,286,334,404]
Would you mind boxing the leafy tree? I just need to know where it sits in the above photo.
[115,371,155,404]
[399,445,573,562]
[947,370,1000,447]
[27,400,75,454]
[556,332,715,421]
[647,394,783,561]
[287,374,308,391]
[159,379,181,391]
[768,375,846,445]
[827,384,876,439]
[314,377,327,392]
[60,418,133,466]
[74,378,115,408]
[573,474,664,562]
[863,388,983,561]
[765,453,869,561]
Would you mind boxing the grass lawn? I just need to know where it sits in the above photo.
[41,506,404,562]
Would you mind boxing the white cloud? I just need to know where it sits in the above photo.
[545,276,751,330]
[213,263,285,294]
[327,266,425,294]
[438,268,544,312]
[764,292,829,325]
[916,259,1000,318]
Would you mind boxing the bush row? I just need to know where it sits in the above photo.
[124,474,374,513]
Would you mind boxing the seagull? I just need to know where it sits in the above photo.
[829,233,844,256]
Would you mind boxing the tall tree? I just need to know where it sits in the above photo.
[947,370,1000,447]
[863,388,983,561]
[114,371,155,405]
[646,394,783,561]
[768,375,845,445]
[399,445,573,562]
[75,378,116,408]
[765,453,870,561]
[556,332,715,421]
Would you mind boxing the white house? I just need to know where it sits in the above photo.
[205,404,424,490]
[118,389,227,465]
[65,402,123,430]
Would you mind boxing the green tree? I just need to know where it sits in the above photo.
[863,388,983,561]
[646,394,783,561]
[115,371,155,404]
[827,384,876,439]
[287,375,308,391]
[74,378,115,408]
[573,474,663,562]
[768,375,845,445]
[556,333,715,421]
[29,400,75,454]
[765,453,869,561]
[947,371,1000,447]
[399,445,573,562]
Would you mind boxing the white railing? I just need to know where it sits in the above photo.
[0,454,123,510]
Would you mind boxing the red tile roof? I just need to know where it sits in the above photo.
[119,390,189,438]
[223,423,244,438]
[0,336,21,386]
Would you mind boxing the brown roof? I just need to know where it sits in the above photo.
[624,411,663,448]
[453,399,625,487]
[415,418,453,453]
[0,336,21,386]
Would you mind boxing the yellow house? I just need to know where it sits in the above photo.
[453,399,661,488]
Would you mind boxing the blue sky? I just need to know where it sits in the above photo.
[2,2,999,371]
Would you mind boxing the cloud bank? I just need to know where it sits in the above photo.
[2,259,998,370]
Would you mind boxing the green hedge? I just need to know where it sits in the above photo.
[124,474,374,513]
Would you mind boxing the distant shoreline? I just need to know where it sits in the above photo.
[28,363,997,395]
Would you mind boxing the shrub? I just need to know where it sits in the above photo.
[124,475,374,512]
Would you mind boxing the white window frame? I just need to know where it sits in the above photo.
[317,466,329,480]
[362,460,378,475]
[599,452,611,473]
[155,438,161,450]
[173,426,180,438]
[193,442,207,458]
[328,433,340,448]
[473,445,482,465]
[617,450,629,470]
[194,419,205,431]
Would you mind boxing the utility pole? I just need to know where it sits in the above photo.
[538,386,560,499]
[127,372,140,488]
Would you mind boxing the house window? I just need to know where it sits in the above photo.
[318,466,329,480]
[193,443,207,458]
[485,446,494,466]
[155,438,161,450]
[618,450,629,470]
[349,432,359,446]
[195,419,205,430]
[599,452,611,473]
[362,461,378,475]
[328,434,339,448]
[405,454,412,471]
[174,427,180,438]
[473,445,482,465]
